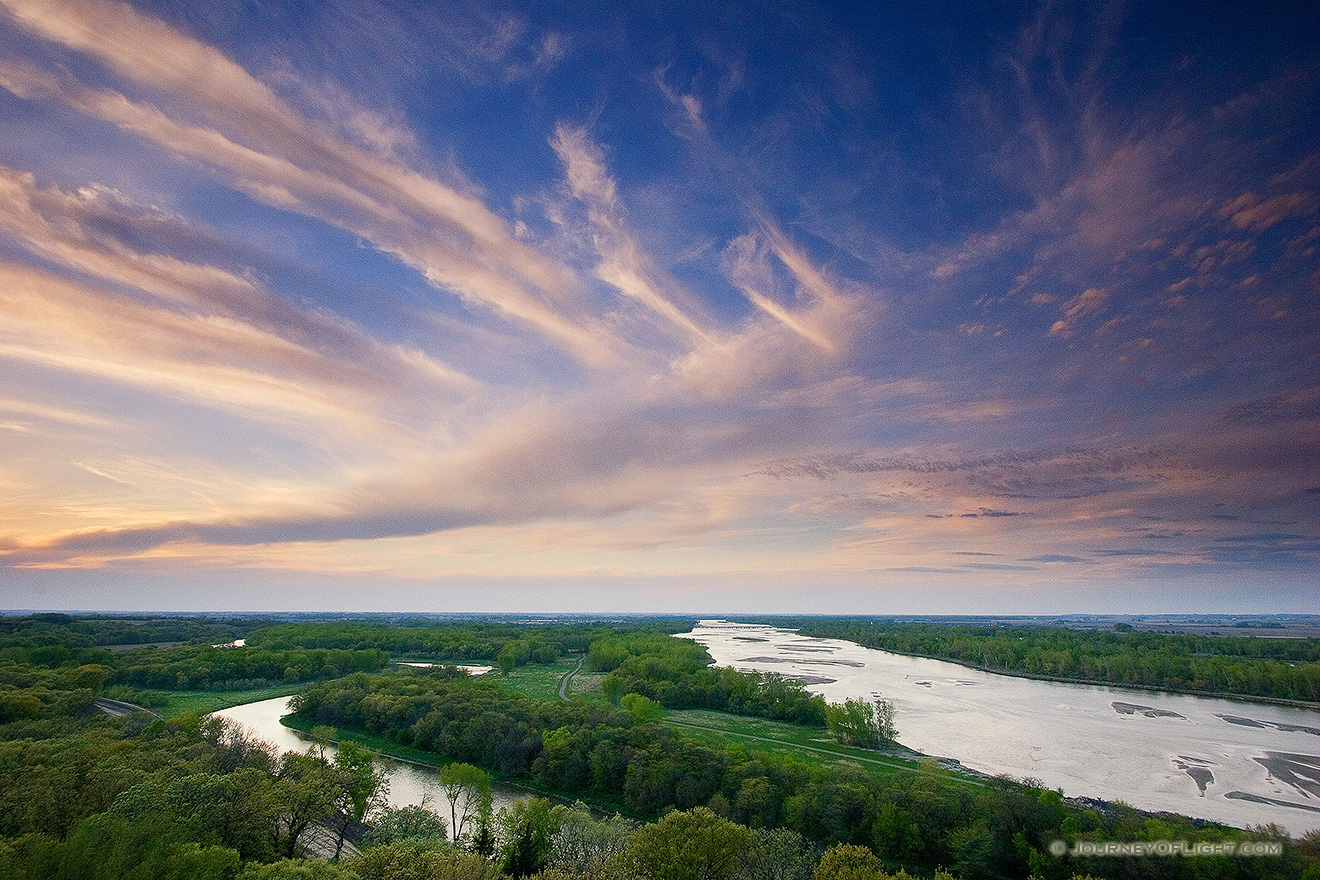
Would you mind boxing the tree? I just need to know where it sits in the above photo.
[622,807,751,880]
[438,763,492,845]
[823,698,896,750]
[347,839,503,880]
[272,751,342,858]
[547,802,635,880]
[496,797,560,877]
[327,741,391,859]
[497,644,519,675]
[741,827,815,880]
[621,693,664,723]
[812,844,886,880]
[364,803,448,846]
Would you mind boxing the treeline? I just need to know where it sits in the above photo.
[108,645,390,691]
[0,662,105,723]
[0,613,389,693]
[247,620,695,672]
[0,613,263,651]
[291,668,1304,880]
[777,619,1320,702]
[590,632,827,725]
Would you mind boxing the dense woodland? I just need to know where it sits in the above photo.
[589,631,828,725]
[777,619,1320,703]
[0,613,1317,880]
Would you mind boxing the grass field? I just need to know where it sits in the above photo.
[154,683,311,716]
[660,709,982,787]
[497,655,607,702]
[495,658,977,785]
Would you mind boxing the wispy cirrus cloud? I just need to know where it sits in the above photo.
[0,0,618,365]
[0,0,1315,607]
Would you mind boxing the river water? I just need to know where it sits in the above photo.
[212,695,524,822]
[679,621,1320,836]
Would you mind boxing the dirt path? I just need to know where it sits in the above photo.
[94,697,163,718]
[558,655,585,700]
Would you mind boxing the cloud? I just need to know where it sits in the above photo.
[1022,554,1089,563]
[887,566,963,574]
[550,124,711,343]
[0,0,620,365]
[723,231,841,353]
[1048,287,1108,338]
[1218,192,1317,231]
[0,165,477,400]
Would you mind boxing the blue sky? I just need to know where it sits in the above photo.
[0,0,1316,612]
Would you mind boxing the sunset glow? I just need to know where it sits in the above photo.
[1,0,1316,611]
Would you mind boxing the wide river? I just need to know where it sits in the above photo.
[679,621,1320,836]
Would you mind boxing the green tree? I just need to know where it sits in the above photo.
[547,802,635,880]
[438,763,492,846]
[621,693,664,723]
[328,741,391,859]
[496,797,560,877]
[622,807,751,880]
[823,698,895,749]
[813,844,886,880]
[238,857,361,879]
[348,839,502,880]
[740,827,815,880]
[364,803,448,846]
[273,751,343,858]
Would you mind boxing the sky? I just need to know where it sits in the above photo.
[0,0,1317,614]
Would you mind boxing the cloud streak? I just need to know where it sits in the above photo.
[0,0,1314,608]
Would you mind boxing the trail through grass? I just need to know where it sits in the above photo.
[661,708,983,787]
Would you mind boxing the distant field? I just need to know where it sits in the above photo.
[497,656,586,701]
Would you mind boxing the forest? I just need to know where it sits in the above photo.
[0,613,1315,880]
[775,619,1320,703]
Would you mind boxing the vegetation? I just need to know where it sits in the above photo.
[591,631,828,725]
[247,620,696,670]
[780,618,1320,703]
[291,666,1307,879]
[824,698,897,750]
[108,645,389,692]
[1,612,1316,880]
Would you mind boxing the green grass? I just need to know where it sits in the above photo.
[281,712,451,768]
[566,671,609,704]
[497,656,587,701]
[661,708,982,786]
[153,682,311,717]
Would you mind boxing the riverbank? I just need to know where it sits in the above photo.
[279,712,629,817]
[848,648,1320,711]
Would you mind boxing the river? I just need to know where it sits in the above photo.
[679,621,1320,836]
[212,695,525,822]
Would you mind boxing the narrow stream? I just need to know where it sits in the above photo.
[212,695,525,819]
